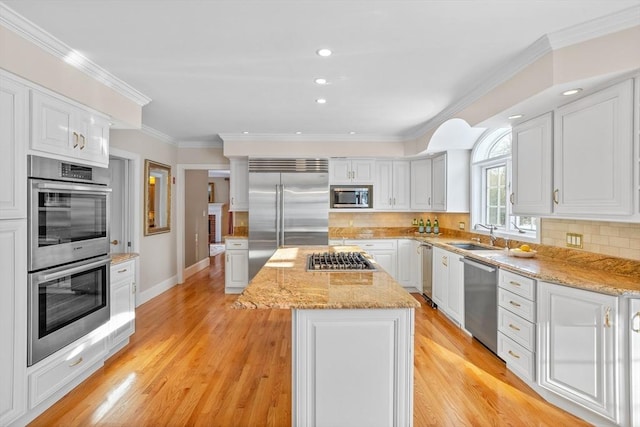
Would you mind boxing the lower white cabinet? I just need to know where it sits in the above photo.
[538,281,621,424]
[225,238,249,293]
[0,220,27,426]
[109,260,136,355]
[345,239,397,279]
[630,298,640,427]
[432,247,463,325]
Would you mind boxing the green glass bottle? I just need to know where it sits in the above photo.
[433,217,440,234]
[425,218,431,234]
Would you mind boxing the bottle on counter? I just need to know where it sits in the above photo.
[425,218,432,234]
[433,217,440,235]
[418,218,424,233]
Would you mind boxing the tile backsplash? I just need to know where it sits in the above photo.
[329,212,470,231]
[541,218,640,261]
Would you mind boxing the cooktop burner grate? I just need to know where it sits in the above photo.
[307,252,376,271]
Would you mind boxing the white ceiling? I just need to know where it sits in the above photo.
[2,0,639,145]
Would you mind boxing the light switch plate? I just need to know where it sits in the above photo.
[566,232,583,249]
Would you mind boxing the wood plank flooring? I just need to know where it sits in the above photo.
[29,254,589,426]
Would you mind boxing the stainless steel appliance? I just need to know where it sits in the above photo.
[28,255,110,365]
[307,252,376,271]
[330,185,372,208]
[248,158,329,280]
[27,155,112,365]
[28,155,111,271]
[463,257,499,355]
[420,243,435,307]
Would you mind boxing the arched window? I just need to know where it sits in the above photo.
[471,129,538,240]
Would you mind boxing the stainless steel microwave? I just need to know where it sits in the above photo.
[330,185,372,208]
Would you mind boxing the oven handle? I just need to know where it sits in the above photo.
[41,258,111,282]
[36,182,112,193]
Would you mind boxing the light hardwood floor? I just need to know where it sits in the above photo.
[29,254,588,426]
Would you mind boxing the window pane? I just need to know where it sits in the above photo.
[485,164,507,227]
[488,133,512,158]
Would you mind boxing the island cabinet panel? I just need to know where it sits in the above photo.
[631,298,640,427]
[293,308,414,427]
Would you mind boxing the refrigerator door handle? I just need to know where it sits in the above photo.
[280,184,285,246]
[275,184,281,247]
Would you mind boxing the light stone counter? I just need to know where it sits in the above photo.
[110,252,139,265]
[234,245,420,309]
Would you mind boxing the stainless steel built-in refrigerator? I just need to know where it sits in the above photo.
[248,158,329,280]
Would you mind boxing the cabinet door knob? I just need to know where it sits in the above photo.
[111,239,119,245]
[632,312,640,333]
[510,193,515,204]
[553,189,559,204]
[604,306,612,328]
[509,300,521,308]
[73,131,79,148]
[508,350,520,359]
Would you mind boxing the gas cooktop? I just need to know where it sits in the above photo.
[307,252,377,271]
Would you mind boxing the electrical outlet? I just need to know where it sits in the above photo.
[349,220,353,227]
[458,222,465,230]
[566,232,583,249]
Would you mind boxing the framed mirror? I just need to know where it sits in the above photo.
[208,182,215,203]
[144,159,171,235]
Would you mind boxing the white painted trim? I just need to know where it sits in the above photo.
[220,133,404,144]
[140,125,178,146]
[137,275,178,307]
[176,163,230,284]
[0,3,151,106]
[178,140,223,148]
[184,257,210,280]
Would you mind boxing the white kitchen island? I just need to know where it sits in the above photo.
[235,246,420,427]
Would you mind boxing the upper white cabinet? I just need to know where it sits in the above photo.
[511,113,553,216]
[31,90,110,167]
[329,159,374,184]
[431,150,470,212]
[374,160,410,210]
[410,158,432,210]
[229,158,249,211]
[538,281,621,424]
[553,79,634,217]
[0,74,27,220]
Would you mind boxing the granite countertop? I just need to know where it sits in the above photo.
[110,252,139,265]
[234,245,421,310]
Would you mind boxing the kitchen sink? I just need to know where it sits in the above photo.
[448,243,495,251]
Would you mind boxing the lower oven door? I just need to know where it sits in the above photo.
[28,255,111,366]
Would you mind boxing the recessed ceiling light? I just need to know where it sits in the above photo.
[316,48,332,57]
[316,98,327,104]
[349,131,356,135]
[314,78,328,85]
[562,88,582,96]
[242,131,249,134]
[508,114,524,120]
[295,131,302,135]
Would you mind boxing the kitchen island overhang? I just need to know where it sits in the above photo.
[235,245,420,427]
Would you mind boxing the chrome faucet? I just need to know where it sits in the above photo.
[475,224,497,246]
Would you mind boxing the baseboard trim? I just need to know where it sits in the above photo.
[137,275,178,307]
[184,257,210,280]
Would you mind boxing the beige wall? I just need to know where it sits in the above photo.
[0,24,142,127]
[110,129,178,293]
[177,147,229,165]
[209,177,229,203]
[185,170,209,267]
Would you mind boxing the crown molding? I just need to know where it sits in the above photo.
[219,133,404,144]
[141,125,178,146]
[178,140,223,149]
[0,3,151,106]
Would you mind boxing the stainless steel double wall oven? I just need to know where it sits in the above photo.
[27,155,112,365]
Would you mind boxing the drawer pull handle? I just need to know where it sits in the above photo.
[632,312,640,333]
[509,281,521,287]
[508,350,520,359]
[118,269,128,273]
[604,307,612,328]
[509,301,521,308]
[508,323,521,331]
[69,357,84,367]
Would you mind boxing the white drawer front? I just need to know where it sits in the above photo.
[499,288,535,322]
[29,337,106,407]
[111,260,134,282]
[499,269,535,300]
[345,239,397,250]
[225,238,248,250]
[498,307,535,351]
[498,333,535,383]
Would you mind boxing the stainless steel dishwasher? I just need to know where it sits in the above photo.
[419,243,435,308]
[462,257,498,355]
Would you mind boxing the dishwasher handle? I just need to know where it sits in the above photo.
[461,257,497,273]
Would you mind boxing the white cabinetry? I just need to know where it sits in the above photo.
[374,160,410,210]
[497,270,536,382]
[225,238,249,293]
[511,113,553,215]
[431,150,470,212]
[553,79,634,217]
[229,158,249,211]
[396,239,421,291]
[0,220,27,426]
[329,159,374,184]
[432,247,463,325]
[345,239,397,279]
[31,90,110,167]
[538,281,621,424]
[0,74,27,220]
[631,298,640,427]
[410,158,432,210]
[109,260,136,356]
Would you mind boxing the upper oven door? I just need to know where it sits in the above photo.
[28,179,111,271]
